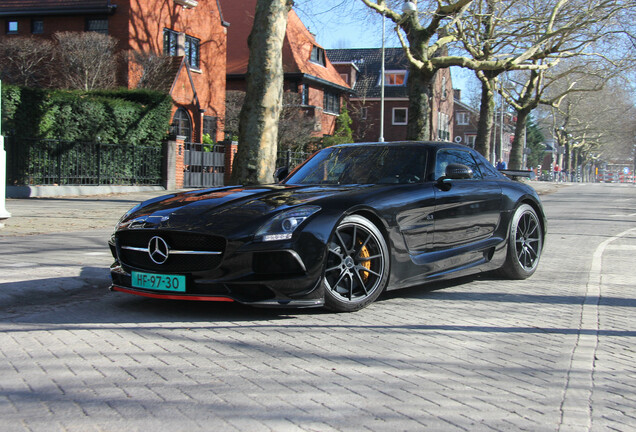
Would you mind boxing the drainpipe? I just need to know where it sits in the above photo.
[0,80,12,225]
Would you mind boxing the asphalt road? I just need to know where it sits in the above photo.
[0,182,635,431]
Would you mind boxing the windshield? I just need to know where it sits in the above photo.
[284,145,428,185]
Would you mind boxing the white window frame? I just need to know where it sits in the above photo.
[392,107,408,125]
[7,20,18,34]
[465,134,476,148]
[380,70,408,87]
[437,112,450,141]
[310,46,326,67]
[456,111,470,125]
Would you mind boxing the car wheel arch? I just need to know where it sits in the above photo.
[518,197,547,238]
[346,208,391,249]
[322,212,392,312]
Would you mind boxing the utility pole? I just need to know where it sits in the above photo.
[0,80,12,226]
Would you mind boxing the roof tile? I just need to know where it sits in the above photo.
[326,48,409,98]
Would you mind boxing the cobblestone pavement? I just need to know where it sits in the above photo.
[0,183,635,431]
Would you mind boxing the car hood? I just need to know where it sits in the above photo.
[116,184,361,234]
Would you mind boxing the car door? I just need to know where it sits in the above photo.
[432,148,502,252]
[395,184,437,253]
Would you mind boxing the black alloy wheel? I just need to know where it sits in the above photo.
[323,215,390,312]
[500,203,543,279]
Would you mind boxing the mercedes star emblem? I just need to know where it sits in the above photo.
[148,236,169,264]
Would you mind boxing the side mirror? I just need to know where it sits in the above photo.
[445,163,473,180]
[436,163,473,190]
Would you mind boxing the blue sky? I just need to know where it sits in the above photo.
[295,1,394,49]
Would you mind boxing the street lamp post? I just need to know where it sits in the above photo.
[380,1,416,143]
[379,11,385,143]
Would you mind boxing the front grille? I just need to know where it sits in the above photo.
[116,230,226,272]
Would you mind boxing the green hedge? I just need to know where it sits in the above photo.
[1,85,172,146]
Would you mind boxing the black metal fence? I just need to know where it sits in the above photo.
[183,142,225,188]
[276,149,309,172]
[6,138,163,186]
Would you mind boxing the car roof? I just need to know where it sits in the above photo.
[332,141,471,151]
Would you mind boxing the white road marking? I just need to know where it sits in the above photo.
[558,227,636,431]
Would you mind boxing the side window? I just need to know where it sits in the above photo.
[477,159,500,178]
[435,149,483,180]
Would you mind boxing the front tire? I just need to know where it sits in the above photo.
[499,203,543,279]
[323,215,390,312]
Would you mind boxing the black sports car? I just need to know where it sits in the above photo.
[109,141,546,312]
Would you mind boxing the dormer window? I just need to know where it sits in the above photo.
[381,70,407,86]
[310,46,326,67]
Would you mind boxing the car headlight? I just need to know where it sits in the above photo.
[115,203,142,230]
[256,206,321,242]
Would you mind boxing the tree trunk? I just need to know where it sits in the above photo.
[406,65,434,141]
[230,0,292,185]
[474,76,496,162]
[510,70,540,170]
[509,108,530,170]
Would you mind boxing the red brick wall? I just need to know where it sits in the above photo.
[174,137,185,189]
[224,142,238,185]
[125,0,228,144]
[347,99,409,143]
[3,15,85,36]
[430,67,454,142]
[4,1,227,144]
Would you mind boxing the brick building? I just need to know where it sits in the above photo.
[0,0,229,143]
[221,1,351,138]
[327,48,454,143]
[453,89,479,148]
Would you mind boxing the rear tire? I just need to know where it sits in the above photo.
[499,204,543,279]
[323,215,389,312]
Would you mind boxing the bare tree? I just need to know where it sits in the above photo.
[547,76,636,179]
[347,58,383,141]
[457,0,635,166]
[230,0,294,185]
[223,90,246,140]
[225,90,316,151]
[0,36,55,87]
[277,92,318,151]
[129,51,175,91]
[361,0,472,141]
[54,32,118,90]
[360,0,634,164]
[359,0,553,142]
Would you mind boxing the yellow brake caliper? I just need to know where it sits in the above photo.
[359,242,371,282]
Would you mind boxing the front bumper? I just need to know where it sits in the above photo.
[108,229,327,308]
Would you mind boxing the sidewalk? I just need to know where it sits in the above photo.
[0,189,183,236]
[0,181,566,237]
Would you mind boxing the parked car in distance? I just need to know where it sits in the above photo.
[109,141,547,312]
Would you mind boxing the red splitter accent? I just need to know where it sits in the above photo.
[112,286,234,302]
